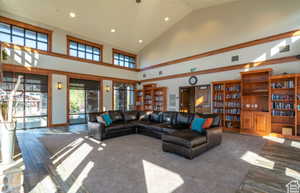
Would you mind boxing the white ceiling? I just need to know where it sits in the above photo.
[0,0,239,53]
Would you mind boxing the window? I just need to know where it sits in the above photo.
[67,36,102,62]
[0,72,48,129]
[113,49,137,68]
[0,17,51,51]
[113,82,135,111]
[69,78,100,124]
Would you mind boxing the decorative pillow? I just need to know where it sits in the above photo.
[101,114,112,126]
[191,117,205,133]
[96,116,106,124]
[203,118,214,129]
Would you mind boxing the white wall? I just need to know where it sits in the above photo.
[52,74,67,124]
[138,0,300,110]
[139,0,300,68]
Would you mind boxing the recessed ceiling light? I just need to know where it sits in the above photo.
[110,29,116,33]
[138,40,143,44]
[164,17,170,22]
[69,12,76,18]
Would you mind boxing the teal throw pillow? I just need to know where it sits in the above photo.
[191,117,206,133]
[101,114,112,126]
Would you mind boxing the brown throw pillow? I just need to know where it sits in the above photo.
[203,118,214,129]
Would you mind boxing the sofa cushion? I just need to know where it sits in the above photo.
[150,112,162,123]
[203,118,214,129]
[102,113,112,126]
[191,117,205,133]
[138,111,150,121]
[197,113,220,128]
[174,113,194,127]
[134,120,163,132]
[161,111,177,125]
[162,130,207,148]
[105,123,126,132]
[156,123,177,134]
[109,111,124,123]
[124,111,139,122]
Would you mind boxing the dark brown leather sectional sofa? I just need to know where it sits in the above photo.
[88,111,222,159]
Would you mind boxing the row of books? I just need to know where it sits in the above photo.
[225,115,240,121]
[225,93,240,99]
[154,96,164,102]
[272,110,295,117]
[214,85,224,91]
[214,95,223,101]
[271,94,294,101]
[226,85,240,92]
[225,108,240,114]
[213,102,224,108]
[225,102,241,108]
[213,108,224,113]
[272,102,294,110]
[271,80,294,89]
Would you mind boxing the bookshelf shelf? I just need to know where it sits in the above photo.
[212,80,241,131]
[135,84,167,112]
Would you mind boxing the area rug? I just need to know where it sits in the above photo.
[39,132,265,193]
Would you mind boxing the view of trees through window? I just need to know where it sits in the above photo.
[69,78,100,124]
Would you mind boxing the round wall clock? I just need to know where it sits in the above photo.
[188,76,198,85]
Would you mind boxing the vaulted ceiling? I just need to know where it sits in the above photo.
[0,0,239,53]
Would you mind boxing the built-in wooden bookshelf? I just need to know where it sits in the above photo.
[270,74,296,136]
[212,69,300,139]
[153,87,167,111]
[135,84,167,111]
[212,80,241,132]
[212,82,225,127]
[240,69,271,136]
[135,89,144,111]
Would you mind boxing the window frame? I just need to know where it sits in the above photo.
[112,81,136,111]
[112,49,137,69]
[0,16,52,52]
[67,35,103,63]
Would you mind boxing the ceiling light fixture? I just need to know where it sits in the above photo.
[138,40,143,44]
[164,17,170,22]
[69,12,76,18]
[110,29,116,33]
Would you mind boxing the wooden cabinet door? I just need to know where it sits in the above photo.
[254,112,270,134]
[241,111,253,130]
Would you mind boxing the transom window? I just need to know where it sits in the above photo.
[67,36,102,62]
[0,22,49,51]
[113,49,136,68]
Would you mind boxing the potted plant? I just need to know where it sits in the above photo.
[0,75,22,164]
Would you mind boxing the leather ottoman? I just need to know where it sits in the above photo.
[162,130,210,159]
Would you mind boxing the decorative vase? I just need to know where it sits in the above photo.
[0,122,16,164]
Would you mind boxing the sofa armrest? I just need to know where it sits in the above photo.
[206,127,222,148]
[88,121,105,140]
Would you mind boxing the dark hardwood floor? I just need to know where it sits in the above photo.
[16,124,88,193]
[16,125,300,193]
[237,136,300,193]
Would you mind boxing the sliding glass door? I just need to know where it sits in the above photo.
[0,72,48,129]
[113,82,135,111]
[69,78,100,124]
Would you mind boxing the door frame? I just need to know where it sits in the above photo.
[179,84,211,113]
